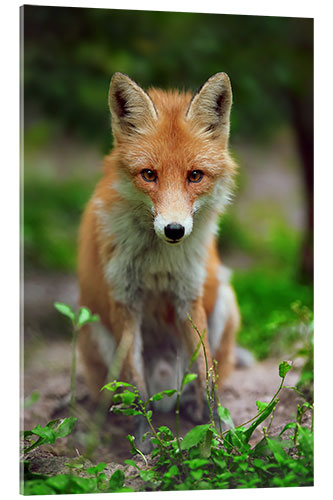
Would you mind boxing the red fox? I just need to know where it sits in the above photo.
[78,72,240,451]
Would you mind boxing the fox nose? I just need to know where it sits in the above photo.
[164,223,185,241]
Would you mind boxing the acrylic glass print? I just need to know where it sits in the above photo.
[21,5,314,493]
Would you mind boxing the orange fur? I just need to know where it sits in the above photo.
[77,73,240,448]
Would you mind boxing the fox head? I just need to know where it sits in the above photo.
[108,73,237,245]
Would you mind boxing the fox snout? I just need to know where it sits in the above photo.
[164,223,185,242]
[154,213,193,244]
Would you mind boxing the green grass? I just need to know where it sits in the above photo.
[233,268,313,360]
[217,211,313,361]
[24,175,96,271]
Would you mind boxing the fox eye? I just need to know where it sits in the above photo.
[188,170,203,183]
[141,169,157,182]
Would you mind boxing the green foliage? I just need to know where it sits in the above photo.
[101,360,313,491]
[23,6,312,149]
[233,268,313,360]
[279,361,292,378]
[22,417,77,453]
[217,405,235,429]
[54,302,76,323]
[216,212,314,362]
[22,462,133,494]
[180,424,211,451]
[22,422,131,494]
[54,302,99,329]
[24,175,96,271]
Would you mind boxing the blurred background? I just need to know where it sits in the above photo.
[23,6,313,387]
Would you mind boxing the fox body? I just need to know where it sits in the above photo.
[78,73,240,449]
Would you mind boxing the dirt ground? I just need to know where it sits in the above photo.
[22,273,310,475]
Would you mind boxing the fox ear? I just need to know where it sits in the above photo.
[109,73,157,138]
[186,73,232,142]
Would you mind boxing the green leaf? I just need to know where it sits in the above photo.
[266,438,288,465]
[115,390,136,405]
[23,418,77,453]
[191,469,203,481]
[148,389,177,404]
[45,474,71,492]
[24,390,40,409]
[212,457,226,470]
[126,435,140,455]
[124,459,139,469]
[279,361,292,378]
[185,458,210,469]
[244,400,277,442]
[54,417,77,438]
[200,428,213,458]
[86,462,107,475]
[157,425,174,441]
[54,302,76,324]
[109,469,125,491]
[182,373,198,387]
[297,426,314,457]
[77,306,99,328]
[256,400,269,413]
[279,422,297,436]
[23,480,56,495]
[168,465,179,477]
[68,475,98,493]
[181,424,211,450]
[139,469,156,482]
[224,428,249,453]
[217,404,234,429]
[30,424,56,444]
[102,381,136,392]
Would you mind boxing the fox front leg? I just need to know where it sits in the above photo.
[109,301,153,453]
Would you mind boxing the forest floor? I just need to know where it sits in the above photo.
[22,273,310,477]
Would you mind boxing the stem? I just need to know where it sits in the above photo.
[266,399,279,434]
[137,400,165,450]
[70,326,79,418]
[174,336,203,452]
[175,390,182,452]
[221,375,286,437]
[188,316,214,426]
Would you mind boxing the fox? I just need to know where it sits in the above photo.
[77,72,241,452]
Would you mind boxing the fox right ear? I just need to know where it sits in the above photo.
[109,73,158,139]
[186,73,232,143]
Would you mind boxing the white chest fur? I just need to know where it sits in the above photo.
[95,196,218,316]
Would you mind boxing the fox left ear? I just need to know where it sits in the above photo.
[186,73,232,142]
[109,73,158,139]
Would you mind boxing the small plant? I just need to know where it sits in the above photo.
[54,302,99,416]
[103,360,313,490]
[22,460,133,495]
[21,419,132,494]
[22,417,77,453]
